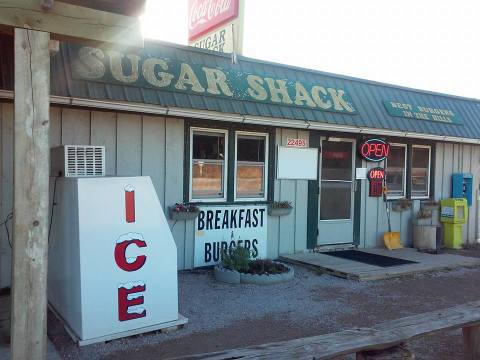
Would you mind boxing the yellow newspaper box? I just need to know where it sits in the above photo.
[440,198,468,249]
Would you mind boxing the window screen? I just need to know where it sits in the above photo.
[236,134,267,199]
[386,145,406,197]
[191,130,226,199]
[411,146,430,198]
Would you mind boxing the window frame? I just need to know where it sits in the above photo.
[410,144,431,199]
[385,143,408,199]
[234,131,269,202]
[189,127,229,203]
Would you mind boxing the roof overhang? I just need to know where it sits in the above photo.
[1,89,478,145]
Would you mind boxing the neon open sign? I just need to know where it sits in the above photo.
[359,139,390,162]
[368,167,385,180]
[367,167,385,197]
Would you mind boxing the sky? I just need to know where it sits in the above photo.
[141,0,480,99]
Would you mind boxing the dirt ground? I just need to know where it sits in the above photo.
[49,249,480,360]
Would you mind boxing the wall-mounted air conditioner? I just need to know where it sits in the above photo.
[51,145,105,177]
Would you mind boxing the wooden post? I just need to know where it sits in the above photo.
[463,325,480,360]
[10,28,50,360]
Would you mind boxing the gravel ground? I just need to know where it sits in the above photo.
[49,251,480,360]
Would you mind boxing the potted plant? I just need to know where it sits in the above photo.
[214,246,251,284]
[168,202,200,221]
[239,259,294,285]
[421,200,440,211]
[268,201,293,217]
[391,199,412,212]
[214,245,294,285]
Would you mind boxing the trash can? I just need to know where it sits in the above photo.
[440,198,468,249]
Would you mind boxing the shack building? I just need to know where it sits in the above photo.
[1,34,480,288]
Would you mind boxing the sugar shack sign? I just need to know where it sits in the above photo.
[70,45,357,115]
[383,100,462,124]
[194,205,267,267]
[190,25,233,53]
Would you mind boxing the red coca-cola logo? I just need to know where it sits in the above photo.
[188,0,239,40]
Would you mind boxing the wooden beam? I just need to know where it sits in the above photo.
[60,0,146,17]
[0,0,143,48]
[463,325,480,360]
[10,28,50,360]
[173,301,480,360]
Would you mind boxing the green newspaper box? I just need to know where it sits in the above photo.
[440,198,468,249]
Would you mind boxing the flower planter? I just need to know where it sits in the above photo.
[413,224,442,253]
[268,206,293,217]
[214,266,240,284]
[421,204,440,211]
[240,264,294,285]
[168,206,199,221]
[214,263,294,285]
[392,201,412,212]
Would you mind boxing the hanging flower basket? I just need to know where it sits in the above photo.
[168,203,200,221]
[391,199,412,212]
[268,201,293,217]
[421,201,440,211]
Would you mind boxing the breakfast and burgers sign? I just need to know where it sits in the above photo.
[188,0,240,41]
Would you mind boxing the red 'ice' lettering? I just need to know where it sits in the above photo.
[118,283,146,321]
[125,185,136,223]
[114,239,147,272]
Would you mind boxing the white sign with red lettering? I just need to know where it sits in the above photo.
[286,138,308,148]
[48,176,180,344]
[188,0,239,40]
[190,23,234,53]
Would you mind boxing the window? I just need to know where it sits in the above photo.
[189,127,270,202]
[411,145,431,198]
[190,128,228,201]
[385,144,407,198]
[235,132,268,200]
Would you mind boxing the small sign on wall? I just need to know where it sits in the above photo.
[355,167,367,180]
[194,205,267,267]
[277,146,318,180]
[286,138,308,148]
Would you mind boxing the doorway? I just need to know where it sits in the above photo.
[317,138,355,246]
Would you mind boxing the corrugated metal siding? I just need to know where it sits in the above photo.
[48,40,480,140]
[2,100,478,288]
[0,102,310,288]
[267,128,309,257]
[434,143,480,244]
[0,103,189,287]
[360,143,480,248]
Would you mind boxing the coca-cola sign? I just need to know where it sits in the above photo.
[188,0,239,41]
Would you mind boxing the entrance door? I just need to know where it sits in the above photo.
[318,138,355,246]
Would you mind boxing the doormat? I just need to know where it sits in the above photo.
[323,250,417,267]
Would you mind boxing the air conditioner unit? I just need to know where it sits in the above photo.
[51,145,105,177]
